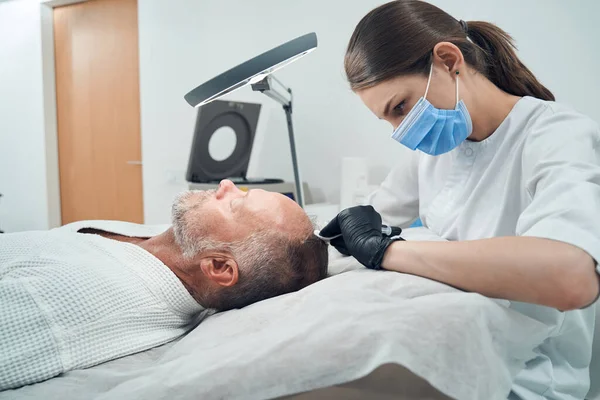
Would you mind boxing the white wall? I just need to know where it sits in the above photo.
[0,0,59,232]
[1,0,599,230]
[138,0,600,224]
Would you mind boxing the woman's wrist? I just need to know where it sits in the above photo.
[381,240,408,272]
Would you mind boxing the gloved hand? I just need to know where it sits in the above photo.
[319,205,403,270]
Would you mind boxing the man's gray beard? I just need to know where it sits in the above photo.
[171,189,216,258]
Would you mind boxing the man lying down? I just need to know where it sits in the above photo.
[0,179,328,390]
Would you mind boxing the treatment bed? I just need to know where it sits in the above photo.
[2,228,598,400]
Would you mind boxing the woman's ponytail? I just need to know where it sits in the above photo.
[345,1,555,102]
[465,21,555,101]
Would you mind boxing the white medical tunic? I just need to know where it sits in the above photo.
[368,96,600,400]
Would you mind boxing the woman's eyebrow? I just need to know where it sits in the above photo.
[381,94,399,118]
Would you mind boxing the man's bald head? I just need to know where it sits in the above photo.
[171,180,328,311]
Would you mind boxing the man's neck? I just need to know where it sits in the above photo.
[79,226,201,301]
[137,228,200,298]
[137,228,183,268]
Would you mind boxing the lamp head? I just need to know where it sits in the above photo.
[184,33,317,108]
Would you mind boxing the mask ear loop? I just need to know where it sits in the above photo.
[424,63,434,100]
[455,70,460,106]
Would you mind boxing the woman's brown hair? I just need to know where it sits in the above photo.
[345,0,554,101]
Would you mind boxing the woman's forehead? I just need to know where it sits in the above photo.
[358,75,425,116]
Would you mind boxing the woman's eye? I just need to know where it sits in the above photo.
[393,100,406,115]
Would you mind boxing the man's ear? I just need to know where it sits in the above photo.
[199,254,239,288]
[432,41,464,74]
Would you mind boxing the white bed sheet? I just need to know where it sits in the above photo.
[1,228,551,400]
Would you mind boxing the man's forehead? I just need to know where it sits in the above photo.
[251,191,302,228]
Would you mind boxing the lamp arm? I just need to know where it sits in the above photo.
[251,75,291,107]
[251,76,304,208]
[261,90,290,108]
[283,101,304,208]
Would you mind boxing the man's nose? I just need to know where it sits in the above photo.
[216,179,242,199]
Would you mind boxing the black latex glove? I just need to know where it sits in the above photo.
[319,205,403,270]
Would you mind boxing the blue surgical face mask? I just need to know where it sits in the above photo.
[391,64,473,156]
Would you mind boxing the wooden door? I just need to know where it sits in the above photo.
[54,0,144,224]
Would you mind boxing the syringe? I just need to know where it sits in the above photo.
[381,225,402,237]
[314,225,402,243]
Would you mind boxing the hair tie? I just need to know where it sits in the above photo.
[459,20,469,34]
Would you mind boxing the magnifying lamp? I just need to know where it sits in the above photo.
[184,32,318,208]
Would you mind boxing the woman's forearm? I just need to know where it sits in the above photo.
[381,236,599,310]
